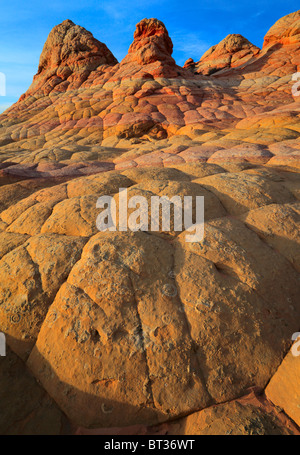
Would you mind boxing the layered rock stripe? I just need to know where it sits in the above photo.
[0,11,299,434]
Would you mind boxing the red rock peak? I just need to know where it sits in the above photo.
[126,18,175,65]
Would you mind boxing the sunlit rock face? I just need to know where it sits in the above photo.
[263,10,300,47]
[185,34,260,75]
[0,11,299,435]
[19,19,118,101]
[1,12,300,165]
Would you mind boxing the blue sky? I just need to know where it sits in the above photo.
[0,0,299,112]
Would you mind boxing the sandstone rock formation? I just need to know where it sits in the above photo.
[20,19,118,101]
[185,34,260,75]
[125,18,175,66]
[76,390,300,435]
[263,10,300,47]
[0,10,299,435]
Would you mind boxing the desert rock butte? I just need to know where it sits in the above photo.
[0,10,299,435]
